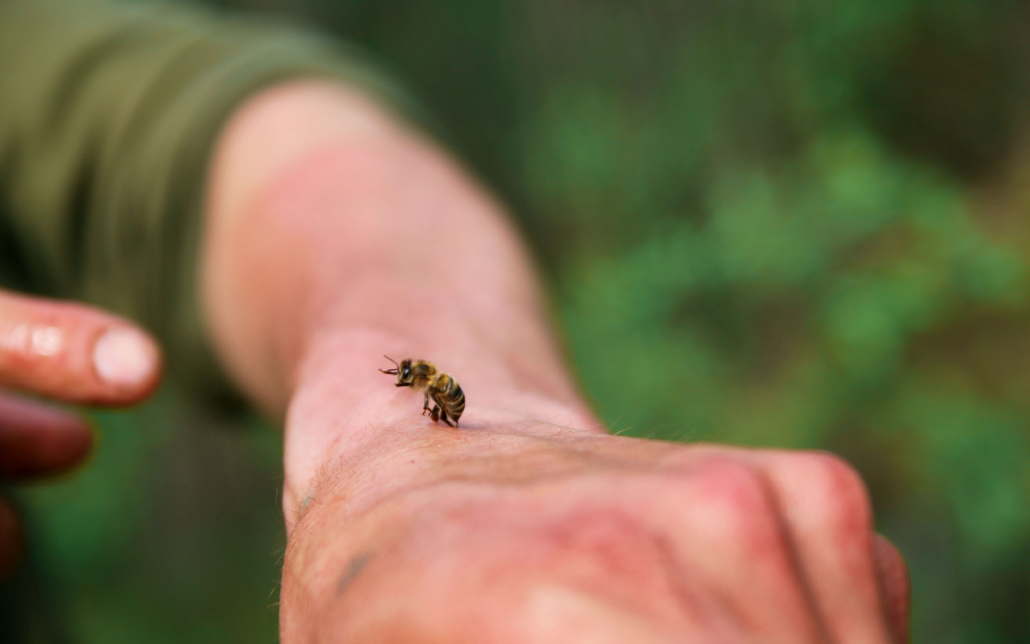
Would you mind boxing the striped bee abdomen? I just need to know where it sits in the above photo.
[433,374,465,426]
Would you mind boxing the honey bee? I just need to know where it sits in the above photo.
[380,356,465,427]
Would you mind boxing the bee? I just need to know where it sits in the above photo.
[380,356,465,427]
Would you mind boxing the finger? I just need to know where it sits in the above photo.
[873,534,910,644]
[660,458,826,644]
[0,393,93,479]
[0,499,23,579]
[0,292,161,405]
[757,451,895,644]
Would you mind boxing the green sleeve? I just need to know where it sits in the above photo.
[0,0,427,402]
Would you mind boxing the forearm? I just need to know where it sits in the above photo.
[201,81,598,514]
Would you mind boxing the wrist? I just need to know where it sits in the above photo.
[281,323,600,522]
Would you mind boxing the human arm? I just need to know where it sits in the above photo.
[203,81,911,643]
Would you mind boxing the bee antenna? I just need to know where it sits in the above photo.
[383,355,398,366]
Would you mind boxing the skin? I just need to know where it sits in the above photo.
[2,80,910,642]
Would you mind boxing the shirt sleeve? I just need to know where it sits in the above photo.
[0,0,429,403]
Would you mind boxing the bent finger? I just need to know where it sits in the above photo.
[659,457,826,644]
[757,451,896,644]
[0,292,161,405]
[0,393,93,479]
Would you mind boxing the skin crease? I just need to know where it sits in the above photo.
[202,81,911,644]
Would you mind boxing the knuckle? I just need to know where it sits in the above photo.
[694,457,773,510]
[0,299,80,361]
[793,451,873,534]
[684,457,781,547]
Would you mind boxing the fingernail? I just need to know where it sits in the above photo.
[92,327,158,388]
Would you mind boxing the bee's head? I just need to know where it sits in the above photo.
[380,356,415,386]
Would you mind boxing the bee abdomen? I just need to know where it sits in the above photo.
[446,382,465,420]
[435,374,465,424]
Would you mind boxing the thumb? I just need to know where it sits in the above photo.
[0,291,162,405]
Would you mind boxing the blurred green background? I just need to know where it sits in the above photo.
[5,0,1030,641]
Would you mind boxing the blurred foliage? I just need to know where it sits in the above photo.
[8,0,1030,641]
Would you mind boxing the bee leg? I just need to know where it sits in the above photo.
[422,393,431,415]
[430,406,440,423]
[440,408,454,428]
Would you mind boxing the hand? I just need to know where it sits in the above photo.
[0,290,161,578]
[276,341,910,643]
